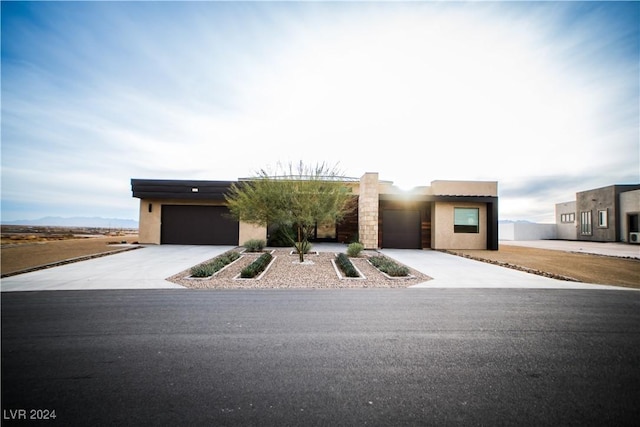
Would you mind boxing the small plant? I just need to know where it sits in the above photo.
[335,253,360,277]
[191,251,240,278]
[243,239,266,252]
[294,240,313,255]
[369,255,410,277]
[346,242,364,257]
[240,252,273,278]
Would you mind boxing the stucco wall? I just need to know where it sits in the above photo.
[499,222,557,241]
[431,180,497,197]
[620,190,640,242]
[239,223,267,245]
[576,187,617,242]
[431,201,487,249]
[555,201,577,240]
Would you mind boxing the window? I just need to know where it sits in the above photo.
[560,213,575,223]
[598,209,608,228]
[580,211,592,235]
[454,208,479,233]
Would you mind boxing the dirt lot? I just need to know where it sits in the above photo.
[446,246,639,288]
[1,235,140,276]
[1,236,638,288]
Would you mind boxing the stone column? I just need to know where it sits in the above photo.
[358,172,379,249]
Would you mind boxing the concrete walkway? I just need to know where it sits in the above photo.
[0,245,233,292]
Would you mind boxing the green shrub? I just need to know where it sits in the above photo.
[368,255,410,277]
[243,239,266,252]
[294,240,312,254]
[190,251,240,278]
[335,253,360,277]
[346,242,364,257]
[268,225,296,247]
[240,252,273,278]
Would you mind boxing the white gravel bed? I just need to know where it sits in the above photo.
[168,249,432,289]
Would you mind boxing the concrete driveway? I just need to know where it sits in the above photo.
[1,243,635,292]
[0,245,234,292]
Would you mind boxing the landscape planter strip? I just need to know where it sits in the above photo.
[187,255,244,280]
[331,259,367,280]
[233,256,277,280]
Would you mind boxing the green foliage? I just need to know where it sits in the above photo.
[335,253,360,277]
[346,242,364,257]
[240,252,273,278]
[294,240,313,255]
[191,251,240,278]
[368,255,410,277]
[225,161,356,262]
[268,225,296,247]
[243,239,266,252]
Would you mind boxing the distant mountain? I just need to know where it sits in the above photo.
[2,217,138,229]
[499,219,534,224]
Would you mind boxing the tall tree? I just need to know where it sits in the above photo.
[225,162,356,262]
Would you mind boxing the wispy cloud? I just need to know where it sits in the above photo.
[1,1,638,222]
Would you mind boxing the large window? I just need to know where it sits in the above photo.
[598,209,608,228]
[454,208,479,233]
[580,211,592,235]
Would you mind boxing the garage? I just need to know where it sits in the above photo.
[161,205,238,245]
[381,209,421,249]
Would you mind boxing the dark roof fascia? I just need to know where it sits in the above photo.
[131,179,236,200]
[378,194,498,203]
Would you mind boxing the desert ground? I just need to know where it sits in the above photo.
[1,227,638,288]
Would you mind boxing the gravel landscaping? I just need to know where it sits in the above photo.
[168,249,432,289]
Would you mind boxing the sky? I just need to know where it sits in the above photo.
[2,1,638,224]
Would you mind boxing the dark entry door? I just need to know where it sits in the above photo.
[161,205,238,245]
[382,210,421,249]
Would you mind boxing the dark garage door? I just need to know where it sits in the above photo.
[161,205,239,245]
[382,210,421,249]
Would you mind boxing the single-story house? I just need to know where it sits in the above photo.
[556,184,640,243]
[131,173,498,250]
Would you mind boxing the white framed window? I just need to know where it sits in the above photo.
[454,208,479,233]
[598,209,608,228]
[580,211,592,235]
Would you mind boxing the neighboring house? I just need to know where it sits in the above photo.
[131,173,499,250]
[555,184,640,243]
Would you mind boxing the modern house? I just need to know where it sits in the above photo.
[555,184,640,243]
[131,173,498,250]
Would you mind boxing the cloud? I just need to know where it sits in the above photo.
[1,1,638,223]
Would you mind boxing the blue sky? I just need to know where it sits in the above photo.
[2,1,638,224]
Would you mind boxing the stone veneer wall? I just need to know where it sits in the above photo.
[358,173,379,249]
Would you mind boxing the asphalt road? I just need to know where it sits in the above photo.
[2,289,639,426]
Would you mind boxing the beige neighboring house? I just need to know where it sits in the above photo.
[131,173,498,250]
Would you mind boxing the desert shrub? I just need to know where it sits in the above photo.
[368,255,410,277]
[243,239,266,252]
[335,253,360,277]
[240,252,273,278]
[346,242,364,257]
[190,251,240,278]
[294,240,313,254]
[268,225,296,247]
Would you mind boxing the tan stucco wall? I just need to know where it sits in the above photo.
[358,173,379,249]
[239,222,267,245]
[431,201,487,250]
[620,190,640,242]
[431,180,497,197]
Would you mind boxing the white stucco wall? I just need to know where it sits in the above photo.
[499,222,557,241]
